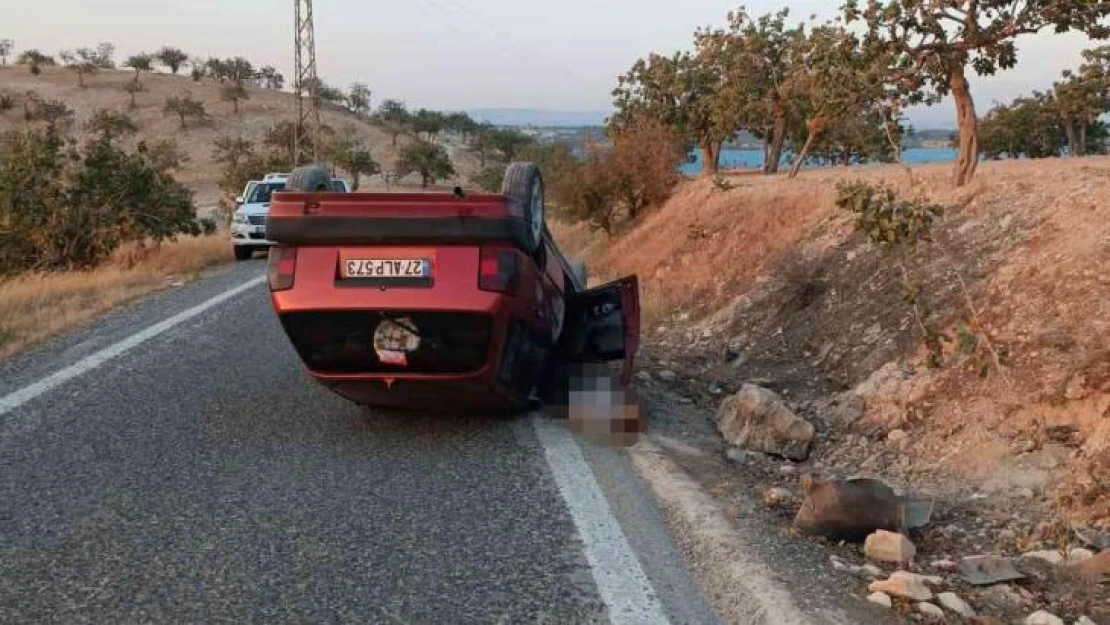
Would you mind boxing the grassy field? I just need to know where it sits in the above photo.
[0,235,231,358]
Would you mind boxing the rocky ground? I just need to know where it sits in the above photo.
[631,346,1107,625]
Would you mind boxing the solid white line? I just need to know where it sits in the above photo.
[532,416,670,625]
[0,276,266,417]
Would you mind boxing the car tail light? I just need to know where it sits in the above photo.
[267,245,297,291]
[478,244,518,294]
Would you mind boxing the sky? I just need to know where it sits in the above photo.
[6,0,1102,129]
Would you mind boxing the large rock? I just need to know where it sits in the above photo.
[793,477,933,541]
[716,384,814,461]
[864,530,917,563]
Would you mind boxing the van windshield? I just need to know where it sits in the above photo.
[246,182,285,204]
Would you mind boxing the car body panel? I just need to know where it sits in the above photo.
[265,188,639,413]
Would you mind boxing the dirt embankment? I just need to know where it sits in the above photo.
[0,66,481,206]
[554,157,1108,621]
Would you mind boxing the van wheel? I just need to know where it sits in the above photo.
[234,246,253,261]
[501,162,544,253]
[287,164,332,192]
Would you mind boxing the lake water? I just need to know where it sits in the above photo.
[680,147,957,175]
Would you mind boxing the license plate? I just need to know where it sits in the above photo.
[251,226,266,234]
[344,259,430,279]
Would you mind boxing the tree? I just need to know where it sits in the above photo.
[376,99,410,146]
[123,81,143,109]
[16,49,55,75]
[224,57,255,86]
[59,49,99,88]
[845,0,1110,187]
[220,83,249,114]
[0,39,12,66]
[612,50,735,176]
[164,91,207,129]
[978,93,1068,159]
[204,57,229,82]
[124,53,154,85]
[330,137,380,190]
[784,25,889,179]
[141,139,189,174]
[487,127,534,161]
[32,99,74,136]
[396,140,455,188]
[444,112,478,139]
[468,123,495,167]
[347,82,372,115]
[86,109,138,141]
[607,118,686,219]
[311,79,346,106]
[156,47,189,74]
[410,109,446,140]
[263,121,300,165]
[694,8,806,174]
[257,65,284,90]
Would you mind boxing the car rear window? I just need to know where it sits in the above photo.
[329,180,346,192]
[247,181,285,204]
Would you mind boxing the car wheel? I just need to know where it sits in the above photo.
[501,162,544,254]
[286,164,332,192]
[234,246,253,261]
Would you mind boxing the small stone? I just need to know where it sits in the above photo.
[830,555,851,572]
[862,564,883,578]
[980,584,1026,608]
[1016,488,1035,499]
[869,571,933,601]
[864,530,917,563]
[779,464,798,476]
[930,559,958,571]
[725,448,748,464]
[635,371,652,383]
[887,429,909,444]
[917,602,945,619]
[937,592,976,617]
[762,487,794,507]
[1022,548,1094,565]
[866,592,892,608]
[657,370,677,382]
[1075,616,1096,625]
[1024,611,1064,625]
[171,280,185,288]
[1014,439,1037,454]
[998,529,1016,542]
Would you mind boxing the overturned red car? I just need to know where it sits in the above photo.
[264,162,640,414]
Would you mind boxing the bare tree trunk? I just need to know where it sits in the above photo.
[352,172,360,191]
[788,130,818,179]
[1077,119,1088,157]
[764,113,787,174]
[949,65,979,187]
[701,141,721,176]
[1063,118,1079,157]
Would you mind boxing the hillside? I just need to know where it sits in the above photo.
[0,66,482,208]
[554,156,1109,528]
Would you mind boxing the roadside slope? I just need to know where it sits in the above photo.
[558,156,1109,528]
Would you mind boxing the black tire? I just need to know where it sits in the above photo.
[286,164,332,192]
[501,162,545,253]
[234,246,253,261]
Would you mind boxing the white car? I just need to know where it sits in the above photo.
[231,176,351,260]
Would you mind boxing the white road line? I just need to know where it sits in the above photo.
[0,276,266,417]
[532,416,670,625]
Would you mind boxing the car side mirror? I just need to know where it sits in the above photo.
[235,196,244,205]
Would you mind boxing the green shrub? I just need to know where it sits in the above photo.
[0,130,204,275]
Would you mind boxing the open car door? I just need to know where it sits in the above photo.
[570,276,640,384]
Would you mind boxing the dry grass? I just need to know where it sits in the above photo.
[0,66,482,207]
[0,234,231,358]
[582,155,1110,526]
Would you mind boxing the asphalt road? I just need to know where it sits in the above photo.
[0,260,720,625]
